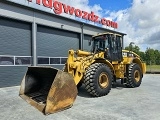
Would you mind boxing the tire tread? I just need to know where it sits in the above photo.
[84,63,112,97]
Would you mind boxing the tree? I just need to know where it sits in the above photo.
[125,45,140,55]
[139,51,145,61]
[154,50,160,65]
[125,44,160,65]
[145,48,155,65]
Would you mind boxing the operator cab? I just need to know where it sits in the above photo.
[91,33,123,62]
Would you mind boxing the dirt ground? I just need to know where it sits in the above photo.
[0,74,160,120]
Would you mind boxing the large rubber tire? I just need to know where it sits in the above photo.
[126,63,142,88]
[83,63,112,97]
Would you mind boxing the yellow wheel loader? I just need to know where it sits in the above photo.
[19,32,146,115]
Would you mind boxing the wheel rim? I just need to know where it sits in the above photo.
[134,70,140,82]
[98,73,109,89]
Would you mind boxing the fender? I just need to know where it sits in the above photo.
[132,58,146,74]
[93,58,115,74]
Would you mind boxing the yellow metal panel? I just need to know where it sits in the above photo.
[142,63,146,74]
[114,63,125,78]
[112,61,119,64]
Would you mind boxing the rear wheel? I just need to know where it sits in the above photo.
[83,63,112,97]
[126,63,142,88]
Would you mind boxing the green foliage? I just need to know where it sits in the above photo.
[154,50,160,65]
[139,51,145,61]
[125,45,160,65]
[125,45,140,55]
[145,48,155,65]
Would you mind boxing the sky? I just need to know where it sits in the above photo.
[89,0,132,12]
[57,0,160,51]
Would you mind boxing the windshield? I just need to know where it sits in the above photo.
[91,36,108,53]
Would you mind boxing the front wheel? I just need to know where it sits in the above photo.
[83,63,113,97]
[126,63,142,88]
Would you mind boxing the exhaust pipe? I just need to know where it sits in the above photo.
[19,66,77,115]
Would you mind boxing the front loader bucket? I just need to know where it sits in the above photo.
[19,66,78,115]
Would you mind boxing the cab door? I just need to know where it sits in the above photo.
[108,35,122,62]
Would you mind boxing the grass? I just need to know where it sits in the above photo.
[146,65,160,72]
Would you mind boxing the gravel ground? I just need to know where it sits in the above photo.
[0,74,160,120]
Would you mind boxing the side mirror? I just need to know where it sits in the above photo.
[88,39,92,46]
